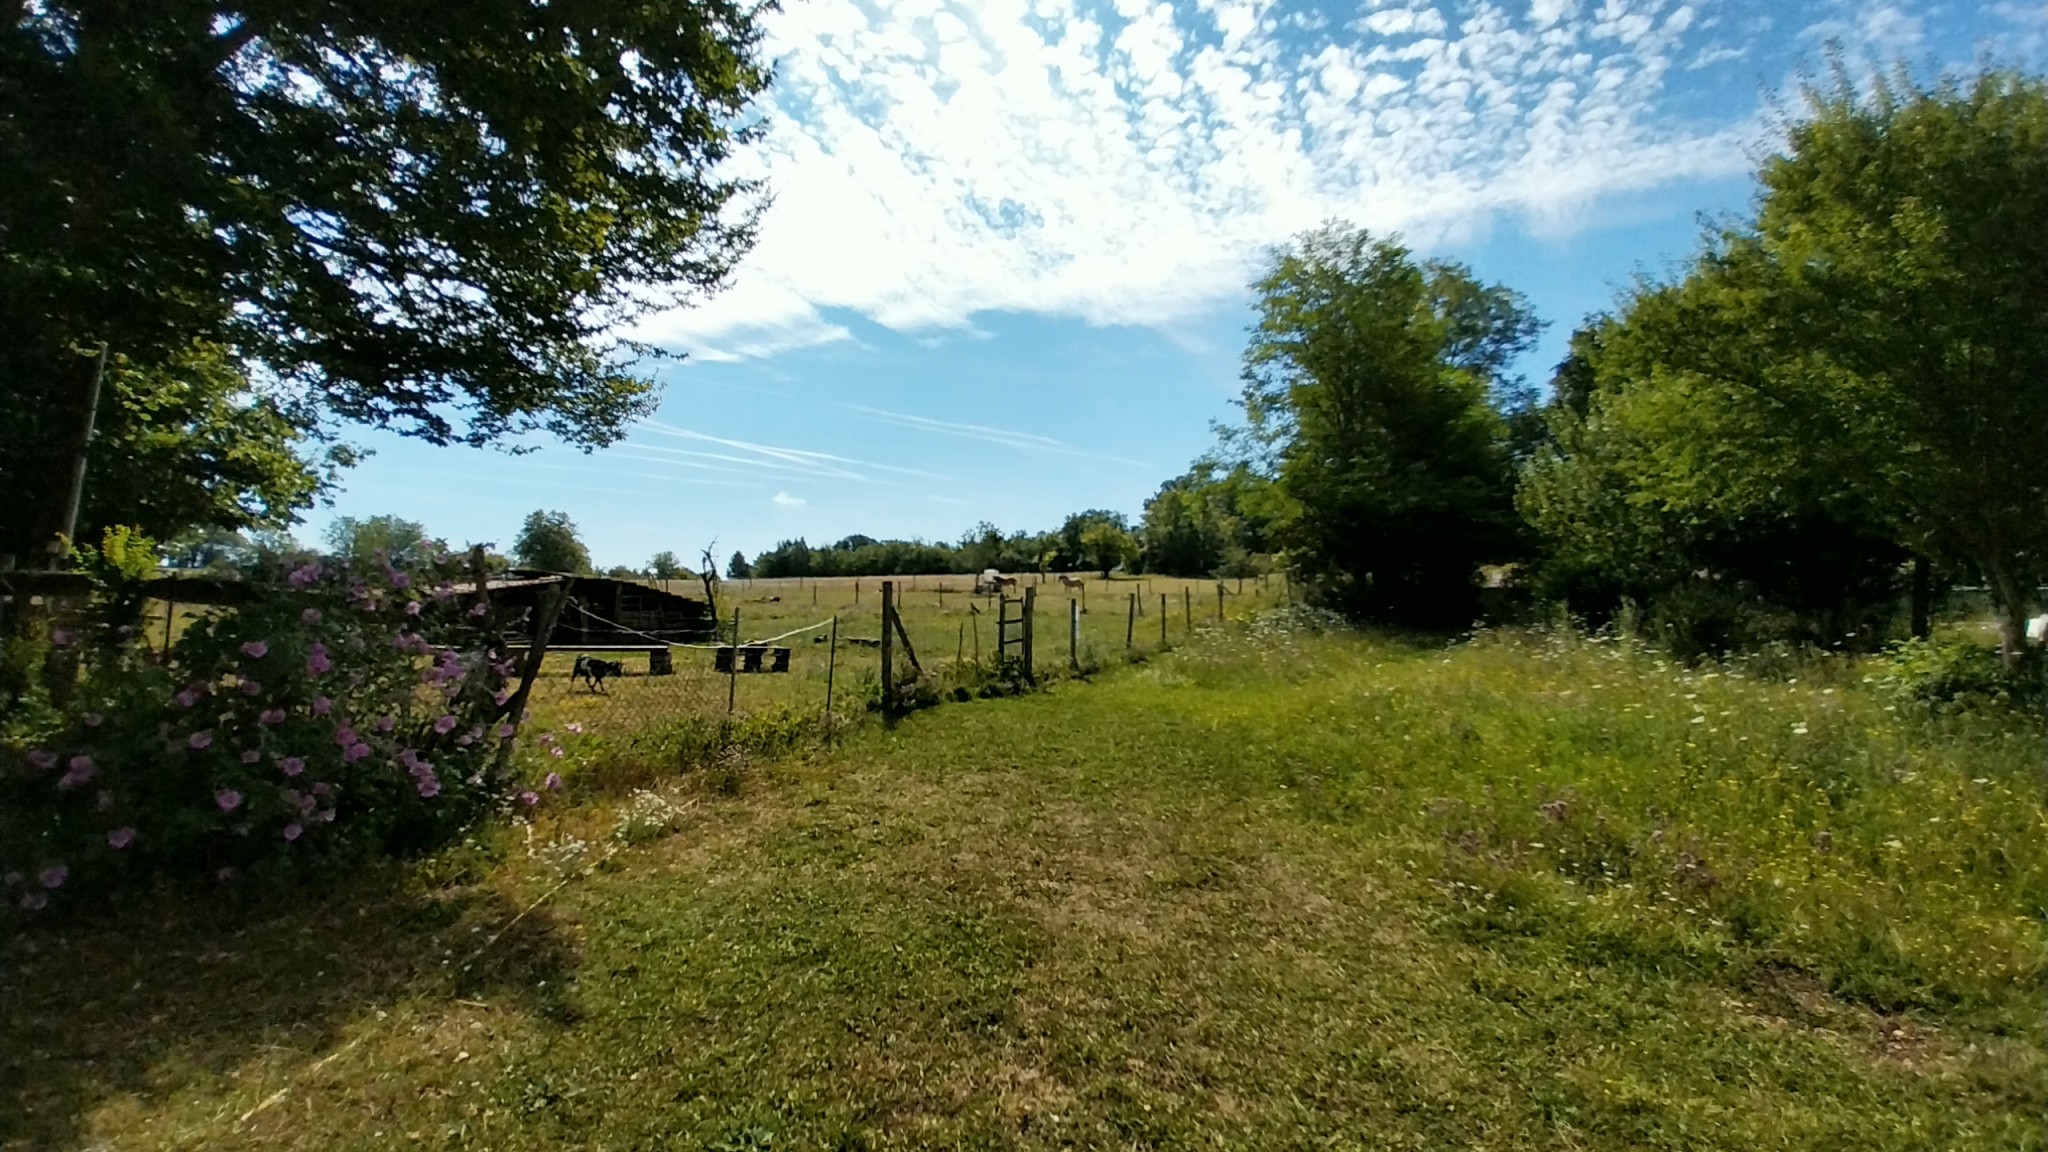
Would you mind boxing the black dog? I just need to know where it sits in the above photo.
[571,655,625,692]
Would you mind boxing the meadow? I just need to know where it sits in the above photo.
[3,614,2043,1150]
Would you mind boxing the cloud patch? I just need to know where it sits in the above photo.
[772,491,808,508]
[642,0,1773,360]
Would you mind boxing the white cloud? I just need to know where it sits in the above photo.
[772,491,807,507]
[638,0,1764,361]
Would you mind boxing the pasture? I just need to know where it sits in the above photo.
[4,616,2042,1150]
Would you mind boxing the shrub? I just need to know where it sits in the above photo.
[1873,634,2041,713]
[1,543,545,916]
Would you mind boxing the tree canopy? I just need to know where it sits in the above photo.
[511,510,591,574]
[1234,222,1539,624]
[2,0,774,558]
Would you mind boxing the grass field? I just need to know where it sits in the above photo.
[4,616,2044,1150]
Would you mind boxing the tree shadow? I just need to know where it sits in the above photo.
[0,869,578,1151]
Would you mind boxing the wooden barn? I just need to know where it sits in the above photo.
[492,572,718,646]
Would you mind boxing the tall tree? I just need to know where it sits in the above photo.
[2,1,774,560]
[1236,223,1539,624]
[1526,67,2048,660]
[324,515,437,565]
[725,550,753,580]
[648,551,687,580]
[511,510,590,574]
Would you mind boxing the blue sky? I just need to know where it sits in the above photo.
[303,0,2048,570]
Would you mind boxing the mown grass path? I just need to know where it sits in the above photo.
[5,626,2043,1149]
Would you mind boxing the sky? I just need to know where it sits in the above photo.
[301,0,2048,570]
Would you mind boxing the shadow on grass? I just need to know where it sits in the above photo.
[0,870,576,1152]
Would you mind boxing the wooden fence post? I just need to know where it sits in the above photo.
[1125,592,1136,650]
[726,605,741,714]
[493,581,568,775]
[825,615,839,741]
[1217,582,1225,622]
[1159,593,1167,647]
[1183,588,1191,633]
[1021,584,1036,683]
[880,580,894,714]
[1069,598,1079,669]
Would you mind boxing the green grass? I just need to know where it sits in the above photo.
[5,619,2044,1150]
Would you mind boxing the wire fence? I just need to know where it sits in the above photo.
[512,571,1295,744]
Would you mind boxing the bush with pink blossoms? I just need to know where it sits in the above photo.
[1,545,542,916]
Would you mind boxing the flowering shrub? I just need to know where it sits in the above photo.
[1,544,553,915]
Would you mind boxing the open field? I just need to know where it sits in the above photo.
[4,620,2044,1150]
[521,573,1288,740]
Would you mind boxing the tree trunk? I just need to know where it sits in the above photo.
[1910,555,1931,640]
[1985,562,2030,669]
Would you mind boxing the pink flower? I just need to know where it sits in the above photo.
[305,643,332,677]
[565,722,584,735]
[375,714,395,733]
[282,822,303,841]
[495,723,516,739]
[57,756,96,790]
[240,679,263,696]
[470,602,490,617]
[188,731,213,751]
[311,781,333,796]
[288,563,321,587]
[107,827,135,850]
[405,600,422,617]
[391,571,412,590]
[240,640,269,659]
[83,712,104,727]
[278,756,305,776]
[433,714,458,734]
[216,866,236,881]
[175,687,199,709]
[544,772,563,790]
[456,734,474,747]
[39,864,68,888]
[259,707,286,726]
[343,743,372,763]
[319,808,336,823]
[312,695,332,716]
[216,789,242,812]
[301,607,323,625]
[49,628,74,648]
[333,725,358,747]
[26,749,56,771]
[492,688,511,706]
[240,749,262,765]
[520,790,539,807]
[415,775,441,798]
[549,746,564,758]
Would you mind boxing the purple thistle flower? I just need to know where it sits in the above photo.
[50,627,74,647]
[456,734,474,747]
[333,725,358,747]
[288,563,321,587]
[469,602,488,617]
[493,688,512,706]
[391,571,412,589]
[311,781,333,796]
[433,714,458,734]
[495,723,516,739]
[188,731,213,751]
[278,755,305,777]
[259,707,286,726]
[520,790,540,807]
[415,775,441,799]
[312,695,332,716]
[343,743,372,763]
[282,822,303,841]
[306,642,332,677]
[405,600,422,617]
[240,679,263,696]
[39,864,68,889]
[240,749,262,765]
[107,827,136,850]
[26,749,56,771]
[544,772,563,790]
[240,640,269,659]
[57,757,96,790]
[375,714,395,733]
[175,687,199,709]
[216,789,242,812]
[301,606,323,625]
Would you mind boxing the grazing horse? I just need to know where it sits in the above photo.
[1057,575,1086,591]
[572,655,625,692]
